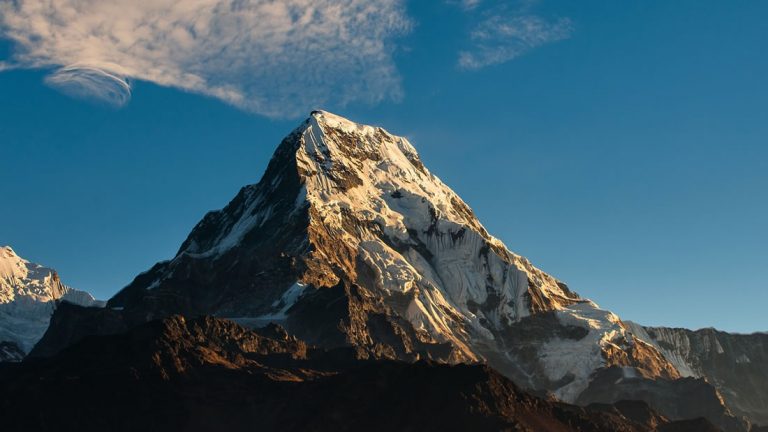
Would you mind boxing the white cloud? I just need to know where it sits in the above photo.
[44,63,132,108]
[0,0,410,117]
[459,11,573,70]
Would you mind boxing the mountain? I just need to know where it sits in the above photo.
[626,323,768,426]
[32,111,751,430]
[0,246,102,360]
[0,315,718,432]
[104,111,678,396]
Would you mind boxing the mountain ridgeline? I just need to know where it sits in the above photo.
[25,111,766,431]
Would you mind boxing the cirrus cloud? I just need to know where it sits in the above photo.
[458,1,573,70]
[0,0,411,117]
[44,63,132,108]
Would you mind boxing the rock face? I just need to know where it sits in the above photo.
[0,315,717,432]
[626,323,768,427]
[0,341,24,362]
[0,246,102,359]
[34,111,747,429]
[577,366,746,432]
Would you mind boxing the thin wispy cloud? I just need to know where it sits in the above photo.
[458,3,573,70]
[448,0,482,11]
[44,63,132,108]
[0,0,410,117]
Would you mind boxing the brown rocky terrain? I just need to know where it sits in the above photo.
[1,315,721,432]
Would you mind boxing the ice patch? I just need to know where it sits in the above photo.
[537,302,627,402]
[259,282,308,321]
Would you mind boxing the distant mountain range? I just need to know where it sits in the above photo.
[3,112,765,431]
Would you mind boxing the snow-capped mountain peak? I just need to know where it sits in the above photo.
[108,111,680,402]
[0,246,102,359]
[1,245,70,304]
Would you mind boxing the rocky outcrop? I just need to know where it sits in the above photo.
[0,316,718,432]
[27,301,128,358]
[626,323,768,427]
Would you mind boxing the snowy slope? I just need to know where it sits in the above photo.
[288,112,680,400]
[107,111,681,402]
[0,246,103,357]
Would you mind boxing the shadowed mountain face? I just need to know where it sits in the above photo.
[626,323,768,426]
[0,341,24,362]
[29,111,755,430]
[0,315,718,432]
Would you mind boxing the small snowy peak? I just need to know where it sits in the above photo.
[0,247,102,358]
[1,246,17,258]
[1,246,66,303]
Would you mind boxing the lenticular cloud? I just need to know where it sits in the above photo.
[0,0,410,117]
[45,64,132,108]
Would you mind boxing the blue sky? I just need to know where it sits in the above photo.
[1,0,766,332]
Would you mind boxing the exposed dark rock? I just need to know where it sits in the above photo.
[658,418,722,432]
[28,301,128,358]
[638,325,768,427]
[577,366,746,432]
[0,341,24,362]
[0,316,719,432]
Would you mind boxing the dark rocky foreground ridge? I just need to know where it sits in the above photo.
[0,315,722,432]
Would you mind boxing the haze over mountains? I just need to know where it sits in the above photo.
[2,112,765,431]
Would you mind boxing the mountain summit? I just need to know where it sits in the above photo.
[105,110,678,402]
[31,111,755,430]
